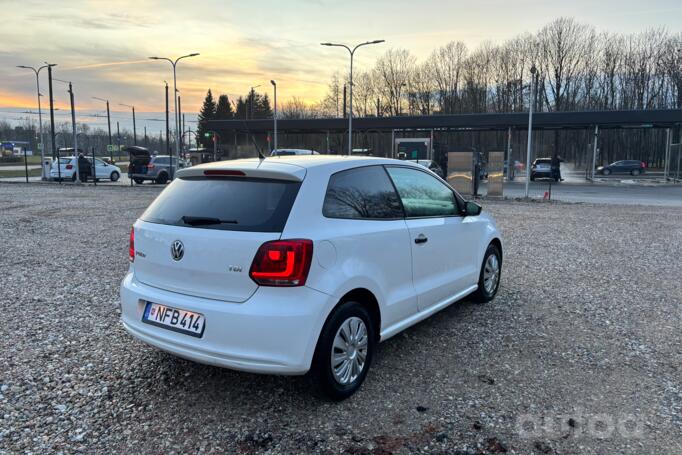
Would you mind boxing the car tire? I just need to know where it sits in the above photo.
[155,173,168,184]
[530,174,535,181]
[631,169,640,176]
[603,169,611,176]
[471,243,502,303]
[71,173,77,182]
[110,171,120,182]
[133,178,144,185]
[309,301,376,401]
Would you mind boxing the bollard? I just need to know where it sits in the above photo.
[23,147,29,183]
[91,147,97,186]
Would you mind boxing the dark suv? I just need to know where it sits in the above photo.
[597,160,646,176]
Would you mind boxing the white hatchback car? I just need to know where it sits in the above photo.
[50,156,122,182]
[120,156,502,399]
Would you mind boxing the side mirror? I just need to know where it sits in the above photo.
[464,201,482,217]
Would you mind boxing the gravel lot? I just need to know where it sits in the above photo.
[1,183,680,454]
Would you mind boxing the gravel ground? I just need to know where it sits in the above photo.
[0,183,680,454]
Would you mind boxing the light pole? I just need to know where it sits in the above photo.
[119,103,136,145]
[524,64,537,198]
[54,78,80,183]
[321,39,385,155]
[149,53,200,180]
[270,80,277,152]
[92,97,113,161]
[17,64,51,179]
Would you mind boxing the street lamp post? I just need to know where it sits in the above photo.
[321,40,385,155]
[149,53,200,180]
[270,80,277,153]
[17,64,51,179]
[54,78,80,183]
[92,97,113,161]
[524,65,537,198]
[119,103,136,145]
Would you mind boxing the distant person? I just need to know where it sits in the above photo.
[77,153,91,182]
[551,155,564,181]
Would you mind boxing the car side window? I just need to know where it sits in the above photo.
[323,166,404,219]
[386,166,460,218]
[155,157,169,165]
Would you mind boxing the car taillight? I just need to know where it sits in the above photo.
[129,227,135,262]
[640,162,646,168]
[249,239,313,287]
[147,164,154,169]
[66,164,73,170]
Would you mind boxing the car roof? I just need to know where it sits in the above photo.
[177,155,421,182]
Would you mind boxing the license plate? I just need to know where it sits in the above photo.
[142,302,205,338]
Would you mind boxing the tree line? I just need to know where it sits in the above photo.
[313,18,682,118]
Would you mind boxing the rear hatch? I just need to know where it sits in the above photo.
[51,157,75,174]
[128,150,151,174]
[133,168,303,302]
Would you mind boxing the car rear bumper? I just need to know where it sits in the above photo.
[119,271,334,375]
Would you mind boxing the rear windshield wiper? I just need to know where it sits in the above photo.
[181,216,238,226]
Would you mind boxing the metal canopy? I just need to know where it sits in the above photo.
[208,109,682,133]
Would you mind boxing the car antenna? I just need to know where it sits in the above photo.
[238,118,266,161]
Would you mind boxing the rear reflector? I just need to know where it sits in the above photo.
[249,239,313,287]
[204,170,246,176]
[66,164,73,170]
[129,227,135,262]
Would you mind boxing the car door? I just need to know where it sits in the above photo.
[94,159,108,178]
[385,166,480,312]
[321,165,417,328]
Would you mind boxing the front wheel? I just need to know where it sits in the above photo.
[602,169,611,176]
[310,301,376,401]
[471,244,502,303]
[110,171,120,182]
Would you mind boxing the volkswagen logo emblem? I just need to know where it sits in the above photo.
[170,240,184,261]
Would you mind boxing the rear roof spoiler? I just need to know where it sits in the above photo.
[177,161,305,182]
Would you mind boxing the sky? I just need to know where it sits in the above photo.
[1,0,681,131]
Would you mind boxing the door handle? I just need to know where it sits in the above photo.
[414,234,428,244]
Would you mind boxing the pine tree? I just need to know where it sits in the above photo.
[215,94,234,120]
[197,89,217,148]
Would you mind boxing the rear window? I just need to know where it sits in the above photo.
[140,177,301,232]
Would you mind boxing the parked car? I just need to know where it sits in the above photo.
[50,156,121,182]
[597,160,646,176]
[270,149,319,157]
[407,159,444,178]
[530,158,558,181]
[121,156,503,399]
[129,154,182,184]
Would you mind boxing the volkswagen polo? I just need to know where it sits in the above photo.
[120,155,503,400]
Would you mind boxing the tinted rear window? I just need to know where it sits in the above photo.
[323,166,404,219]
[140,177,301,232]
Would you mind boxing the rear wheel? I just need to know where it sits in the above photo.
[110,171,120,182]
[310,301,376,401]
[471,244,502,303]
[155,173,168,184]
[631,169,640,176]
[133,178,144,185]
[71,173,77,182]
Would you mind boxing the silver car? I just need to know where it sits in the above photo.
[130,155,179,184]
